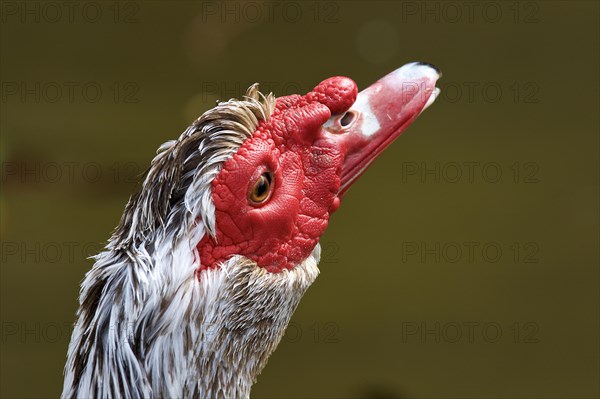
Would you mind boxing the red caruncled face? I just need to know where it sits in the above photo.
[199,77,358,273]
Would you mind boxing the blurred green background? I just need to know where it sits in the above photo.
[1,1,598,398]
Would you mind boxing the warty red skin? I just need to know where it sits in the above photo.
[199,77,357,273]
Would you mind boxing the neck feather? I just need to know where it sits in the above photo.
[62,233,320,399]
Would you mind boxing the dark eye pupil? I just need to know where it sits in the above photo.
[256,177,268,196]
[250,172,272,204]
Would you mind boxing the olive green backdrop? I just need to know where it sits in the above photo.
[1,1,598,398]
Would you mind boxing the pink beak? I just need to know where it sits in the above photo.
[323,62,441,196]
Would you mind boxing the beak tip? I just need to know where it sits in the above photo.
[422,87,441,113]
[415,62,442,78]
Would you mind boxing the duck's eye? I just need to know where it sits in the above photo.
[249,172,273,204]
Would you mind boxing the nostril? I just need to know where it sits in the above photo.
[340,111,357,128]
